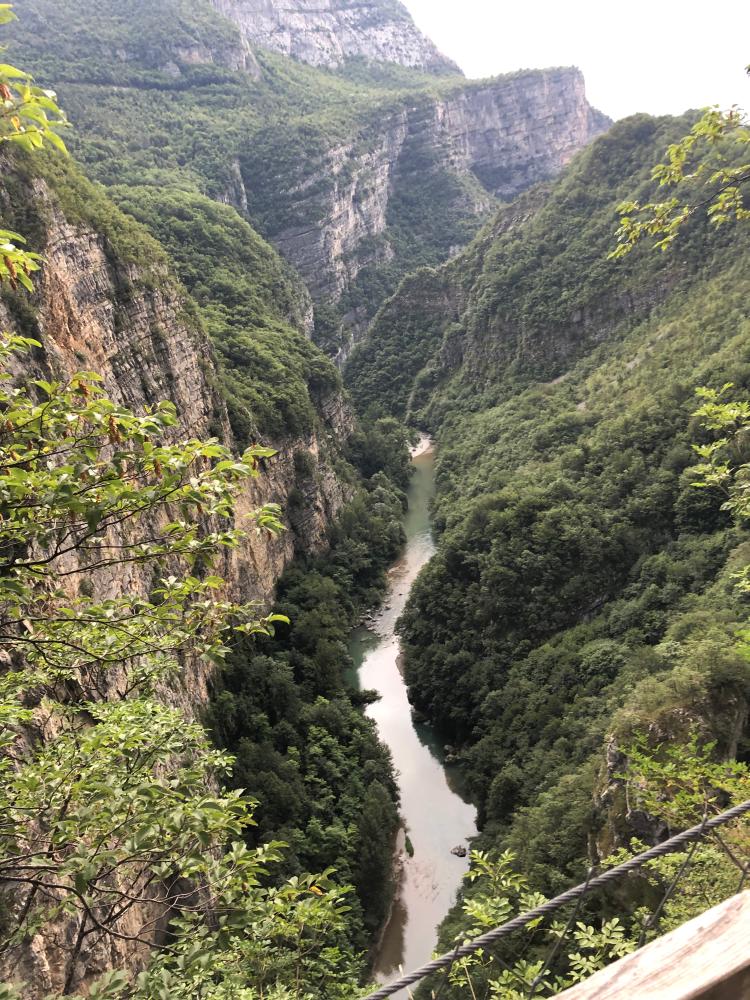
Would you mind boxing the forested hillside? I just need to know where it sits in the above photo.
[353,112,750,893]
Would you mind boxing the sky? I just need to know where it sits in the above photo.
[402,0,750,121]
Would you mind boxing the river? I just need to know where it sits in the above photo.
[348,438,478,991]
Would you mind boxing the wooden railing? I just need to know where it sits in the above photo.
[556,891,750,1000]
[364,802,750,1000]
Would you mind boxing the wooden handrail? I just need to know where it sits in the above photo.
[556,891,750,1000]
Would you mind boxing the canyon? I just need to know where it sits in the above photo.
[0,3,613,990]
[4,2,744,998]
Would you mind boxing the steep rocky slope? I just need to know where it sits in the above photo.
[251,68,608,311]
[8,0,609,355]
[0,145,362,996]
[209,0,460,73]
[0,150,352,702]
[0,136,420,996]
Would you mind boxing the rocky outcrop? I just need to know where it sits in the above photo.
[209,0,460,73]
[243,68,609,334]
[429,72,610,200]
[157,34,261,80]
[2,171,350,685]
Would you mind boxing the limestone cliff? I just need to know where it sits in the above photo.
[0,158,351,702]
[0,152,355,997]
[208,0,460,73]
[242,68,609,351]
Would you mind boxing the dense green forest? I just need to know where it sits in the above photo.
[205,420,414,939]
[350,104,750,995]
[349,114,750,896]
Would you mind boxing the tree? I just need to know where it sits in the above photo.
[690,384,750,523]
[610,77,750,257]
[0,3,69,288]
[0,331,295,991]
[433,850,633,1000]
[355,781,399,933]
[0,4,68,152]
[610,65,750,638]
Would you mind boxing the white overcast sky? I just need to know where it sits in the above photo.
[402,0,749,121]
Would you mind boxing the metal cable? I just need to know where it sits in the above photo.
[362,799,750,1000]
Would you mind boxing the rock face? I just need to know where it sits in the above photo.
[0,168,351,676]
[209,0,460,73]
[156,32,261,79]
[243,68,609,337]
[433,73,610,200]
[0,164,352,996]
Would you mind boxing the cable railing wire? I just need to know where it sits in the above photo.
[363,798,750,1000]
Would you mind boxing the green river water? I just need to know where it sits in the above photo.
[348,441,478,990]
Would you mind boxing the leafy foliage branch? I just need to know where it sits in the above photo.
[611,87,750,257]
[438,737,750,1000]
[0,3,68,287]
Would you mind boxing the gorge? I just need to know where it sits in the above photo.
[7,0,609,358]
[0,1,749,998]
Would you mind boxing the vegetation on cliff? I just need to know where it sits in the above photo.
[0,311,365,997]
[0,18,407,994]
[110,185,339,442]
[344,95,750,998]
[347,113,734,419]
